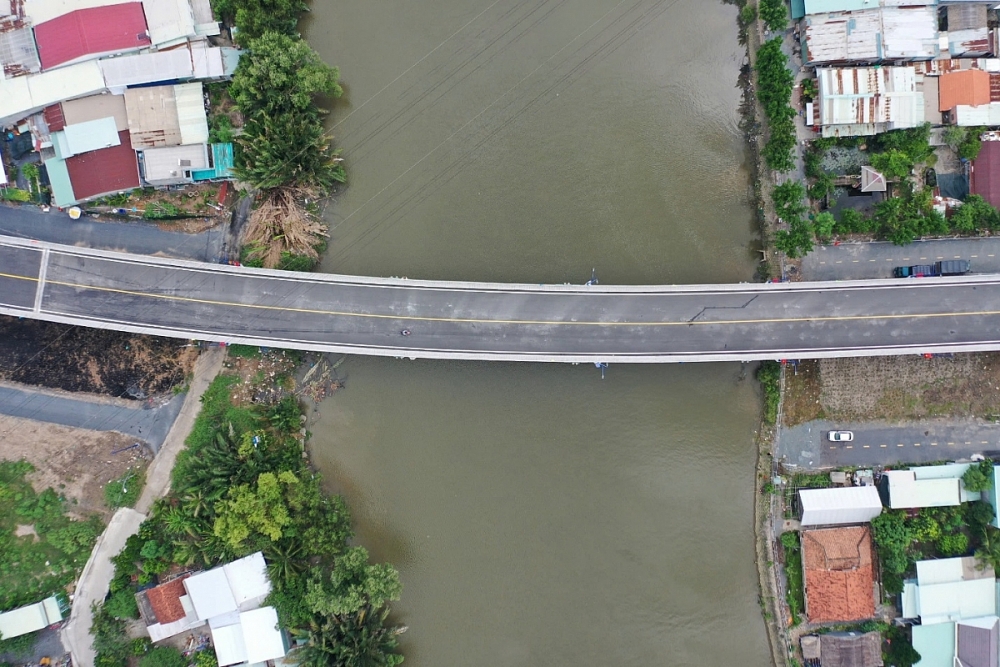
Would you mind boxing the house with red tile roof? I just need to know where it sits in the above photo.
[802,526,876,624]
[33,3,150,71]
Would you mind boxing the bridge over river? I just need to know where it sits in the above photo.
[1,235,999,363]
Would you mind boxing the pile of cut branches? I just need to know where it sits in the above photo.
[242,186,328,268]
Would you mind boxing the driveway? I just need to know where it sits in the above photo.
[801,238,1000,281]
[777,418,1000,469]
[0,204,225,261]
[0,383,185,452]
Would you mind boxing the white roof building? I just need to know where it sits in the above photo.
[55,116,120,158]
[0,60,105,126]
[804,6,939,65]
[141,0,196,48]
[101,50,195,93]
[211,607,288,667]
[798,486,883,527]
[881,464,981,510]
[902,557,997,626]
[0,596,63,640]
[141,144,210,186]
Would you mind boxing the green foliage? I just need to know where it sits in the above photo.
[870,124,933,165]
[305,547,402,617]
[0,631,38,659]
[959,127,985,160]
[907,514,941,543]
[2,188,32,202]
[771,180,814,256]
[950,195,1000,234]
[870,149,912,180]
[139,647,187,667]
[759,0,787,32]
[213,470,300,551]
[757,361,781,425]
[104,470,144,508]
[966,501,995,534]
[739,3,757,26]
[194,650,218,667]
[835,208,875,236]
[231,33,341,117]
[104,588,140,620]
[872,510,912,574]
[214,0,308,43]
[209,114,235,144]
[235,109,345,190]
[755,38,796,172]
[885,626,921,667]
[781,531,804,626]
[227,344,261,358]
[976,525,1000,575]
[92,602,133,667]
[963,460,995,493]
[937,532,970,558]
[813,211,835,243]
[0,460,102,610]
[808,171,835,202]
[143,201,184,220]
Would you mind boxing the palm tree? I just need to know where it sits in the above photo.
[976,526,1000,575]
[265,541,306,585]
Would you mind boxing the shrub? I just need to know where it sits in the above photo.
[105,588,139,620]
[759,0,787,32]
[937,533,969,558]
[757,361,781,425]
[139,647,186,667]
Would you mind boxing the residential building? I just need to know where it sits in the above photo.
[945,4,992,58]
[140,144,210,186]
[938,69,991,114]
[124,82,209,149]
[136,552,288,667]
[902,557,996,624]
[879,464,982,510]
[798,486,883,528]
[32,3,150,71]
[816,66,924,138]
[818,631,883,667]
[45,129,140,206]
[860,166,886,193]
[0,596,65,641]
[802,526,876,624]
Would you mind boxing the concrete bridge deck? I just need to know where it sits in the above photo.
[1,235,999,363]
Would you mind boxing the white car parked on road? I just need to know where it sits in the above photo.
[828,430,854,442]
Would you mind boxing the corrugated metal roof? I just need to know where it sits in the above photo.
[817,66,923,135]
[798,487,883,527]
[175,82,208,145]
[100,49,194,91]
[919,579,997,624]
[33,2,150,71]
[240,608,287,664]
[192,142,234,181]
[64,129,139,201]
[949,28,991,57]
[61,116,120,157]
[882,6,939,60]
[141,143,208,184]
[141,0,194,47]
[62,94,128,131]
[124,85,182,149]
[22,0,119,25]
[210,620,247,667]
[185,568,238,620]
[948,4,987,32]
[0,26,40,77]
[189,40,225,79]
[955,102,1000,125]
[0,59,105,126]
[957,617,999,667]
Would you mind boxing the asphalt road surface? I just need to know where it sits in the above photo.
[7,236,1000,362]
[777,418,1000,469]
[0,203,225,261]
[0,384,184,451]
[801,238,1000,281]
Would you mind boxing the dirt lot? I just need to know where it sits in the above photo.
[0,414,150,518]
[0,317,197,398]
[783,353,1000,426]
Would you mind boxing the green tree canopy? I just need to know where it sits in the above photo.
[305,547,402,617]
[759,0,787,32]
[213,0,307,42]
[139,647,186,667]
[235,110,346,190]
[963,460,994,493]
[870,149,912,180]
[231,32,342,116]
[213,470,300,551]
[871,510,912,574]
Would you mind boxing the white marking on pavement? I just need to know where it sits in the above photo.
[898,444,905,447]
[914,443,921,447]
[845,445,853,449]
[863,445,870,448]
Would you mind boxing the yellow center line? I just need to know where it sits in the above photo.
[7,271,1000,328]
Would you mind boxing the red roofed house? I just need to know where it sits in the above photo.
[33,3,150,71]
[971,141,1000,210]
[939,69,991,113]
[65,130,140,201]
[802,526,876,624]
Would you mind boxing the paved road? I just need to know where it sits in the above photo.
[0,203,225,261]
[0,383,184,451]
[6,236,1000,362]
[801,238,1000,281]
[777,418,1000,469]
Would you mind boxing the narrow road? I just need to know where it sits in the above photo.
[801,238,1000,281]
[0,204,225,261]
[776,418,1000,469]
[0,383,184,451]
[61,348,225,667]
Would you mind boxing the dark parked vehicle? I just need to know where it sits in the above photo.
[893,260,971,278]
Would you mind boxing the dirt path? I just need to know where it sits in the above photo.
[61,348,226,667]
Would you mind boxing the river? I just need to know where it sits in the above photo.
[302,1,773,665]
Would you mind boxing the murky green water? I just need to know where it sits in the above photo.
[303,1,772,664]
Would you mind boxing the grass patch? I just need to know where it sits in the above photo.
[781,532,805,626]
[0,460,102,610]
[757,361,781,425]
[781,360,824,427]
[103,469,145,509]
[226,344,260,358]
